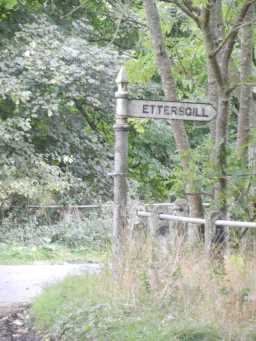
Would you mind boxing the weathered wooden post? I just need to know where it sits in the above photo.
[205,211,227,260]
[112,66,129,276]
[112,68,217,271]
[148,208,160,291]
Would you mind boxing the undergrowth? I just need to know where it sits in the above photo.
[0,206,112,264]
[32,273,220,341]
[31,236,256,340]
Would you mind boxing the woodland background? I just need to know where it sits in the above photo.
[1,1,256,339]
[0,0,255,244]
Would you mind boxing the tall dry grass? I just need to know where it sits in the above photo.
[118,227,256,339]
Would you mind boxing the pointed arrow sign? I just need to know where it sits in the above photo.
[127,99,216,122]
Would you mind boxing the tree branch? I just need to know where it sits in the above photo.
[222,1,256,68]
[159,0,201,27]
[105,12,124,47]
[210,15,256,58]
[202,9,224,87]
[201,3,211,29]
[183,0,201,15]
[143,0,204,221]
[60,4,85,19]
[162,0,224,87]
[227,80,256,96]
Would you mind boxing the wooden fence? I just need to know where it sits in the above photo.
[137,205,256,254]
[27,202,256,253]
[28,202,256,230]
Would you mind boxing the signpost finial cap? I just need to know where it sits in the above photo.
[116,66,128,85]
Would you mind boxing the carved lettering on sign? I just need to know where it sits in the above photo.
[143,105,149,114]
[128,100,216,122]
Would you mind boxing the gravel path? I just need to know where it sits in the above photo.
[0,263,101,305]
[0,263,101,340]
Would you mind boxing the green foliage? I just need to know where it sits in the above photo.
[49,210,112,249]
[170,131,256,219]
[0,9,119,206]
[0,207,111,263]
[0,0,254,227]
[171,136,214,198]
[192,0,208,7]
[0,0,213,208]
[0,0,43,20]
[0,206,112,247]
[125,6,212,201]
[0,117,69,207]
[0,0,17,10]
[129,120,177,200]
[129,4,208,101]
[32,274,221,341]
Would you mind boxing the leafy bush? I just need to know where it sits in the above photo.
[0,206,112,250]
[50,211,112,249]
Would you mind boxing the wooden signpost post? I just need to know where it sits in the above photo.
[113,66,217,274]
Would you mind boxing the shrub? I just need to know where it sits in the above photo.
[0,205,112,250]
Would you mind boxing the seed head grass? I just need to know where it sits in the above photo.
[32,237,256,340]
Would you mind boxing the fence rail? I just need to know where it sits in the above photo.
[137,211,256,229]
[27,204,256,229]
[27,204,112,209]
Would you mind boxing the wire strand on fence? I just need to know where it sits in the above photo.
[27,204,112,209]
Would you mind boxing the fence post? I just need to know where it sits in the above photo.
[148,207,160,291]
[205,211,226,259]
[129,203,147,258]
[112,66,129,277]
[205,211,215,255]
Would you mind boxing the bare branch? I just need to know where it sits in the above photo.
[159,0,201,27]
[105,12,124,47]
[60,4,85,19]
[183,0,201,15]
[227,81,256,96]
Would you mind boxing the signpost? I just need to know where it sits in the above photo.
[112,66,217,275]
[128,99,216,121]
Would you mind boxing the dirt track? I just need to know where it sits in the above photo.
[0,263,100,305]
[0,305,41,340]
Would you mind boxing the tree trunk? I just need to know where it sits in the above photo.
[143,0,204,236]
[237,4,254,164]
[207,0,224,140]
[157,0,255,253]
[201,1,231,252]
[250,89,256,169]
[249,89,256,220]
[215,92,229,216]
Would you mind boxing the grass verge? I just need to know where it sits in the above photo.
[31,273,221,341]
[31,243,256,340]
[0,243,107,264]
